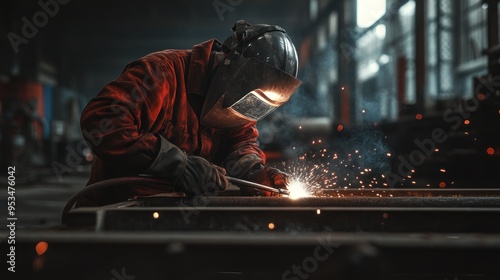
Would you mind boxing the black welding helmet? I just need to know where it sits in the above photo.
[200,20,302,129]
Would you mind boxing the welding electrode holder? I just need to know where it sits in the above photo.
[226,176,290,196]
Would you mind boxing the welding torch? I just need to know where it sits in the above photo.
[226,176,290,196]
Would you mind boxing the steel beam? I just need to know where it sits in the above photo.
[7,231,500,280]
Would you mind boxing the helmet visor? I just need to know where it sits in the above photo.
[201,57,301,129]
[229,89,279,121]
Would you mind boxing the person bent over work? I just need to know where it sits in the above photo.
[78,20,301,206]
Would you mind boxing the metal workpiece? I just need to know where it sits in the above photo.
[59,187,500,280]
[65,205,500,233]
[64,188,500,232]
[9,231,500,280]
[134,191,500,208]
[318,188,500,198]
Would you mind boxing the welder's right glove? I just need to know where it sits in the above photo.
[226,153,290,196]
[146,134,228,195]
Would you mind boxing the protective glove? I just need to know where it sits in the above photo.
[146,134,228,195]
[242,164,290,197]
[175,156,228,195]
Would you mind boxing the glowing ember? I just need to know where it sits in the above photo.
[416,114,423,120]
[487,147,495,155]
[36,241,49,256]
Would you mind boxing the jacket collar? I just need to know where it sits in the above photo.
[186,39,221,96]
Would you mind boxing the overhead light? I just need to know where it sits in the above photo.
[375,24,386,39]
[368,60,380,73]
[359,60,380,80]
[378,54,390,65]
[399,0,415,17]
[357,0,386,28]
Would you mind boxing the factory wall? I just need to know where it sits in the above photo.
[0,1,87,182]
[266,0,500,187]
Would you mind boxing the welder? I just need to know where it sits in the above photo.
[78,20,301,206]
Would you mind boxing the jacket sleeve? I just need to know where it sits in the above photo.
[223,122,267,179]
[80,58,185,178]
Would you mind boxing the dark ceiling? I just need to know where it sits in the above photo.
[3,0,311,98]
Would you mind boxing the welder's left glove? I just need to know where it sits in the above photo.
[243,164,290,197]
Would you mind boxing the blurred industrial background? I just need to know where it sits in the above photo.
[0,0,499,224]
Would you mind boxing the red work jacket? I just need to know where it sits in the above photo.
[79,39,266,205]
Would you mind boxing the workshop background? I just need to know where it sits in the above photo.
[0,0,499,226]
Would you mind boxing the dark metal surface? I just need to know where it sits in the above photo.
[136,195,500,208]
[54,188,500,279]
[7,231,500,280]
[65,189,500,233]
[66,205,500,233]
[318,188,500,197]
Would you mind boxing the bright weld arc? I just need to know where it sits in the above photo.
[286,179,313,199]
